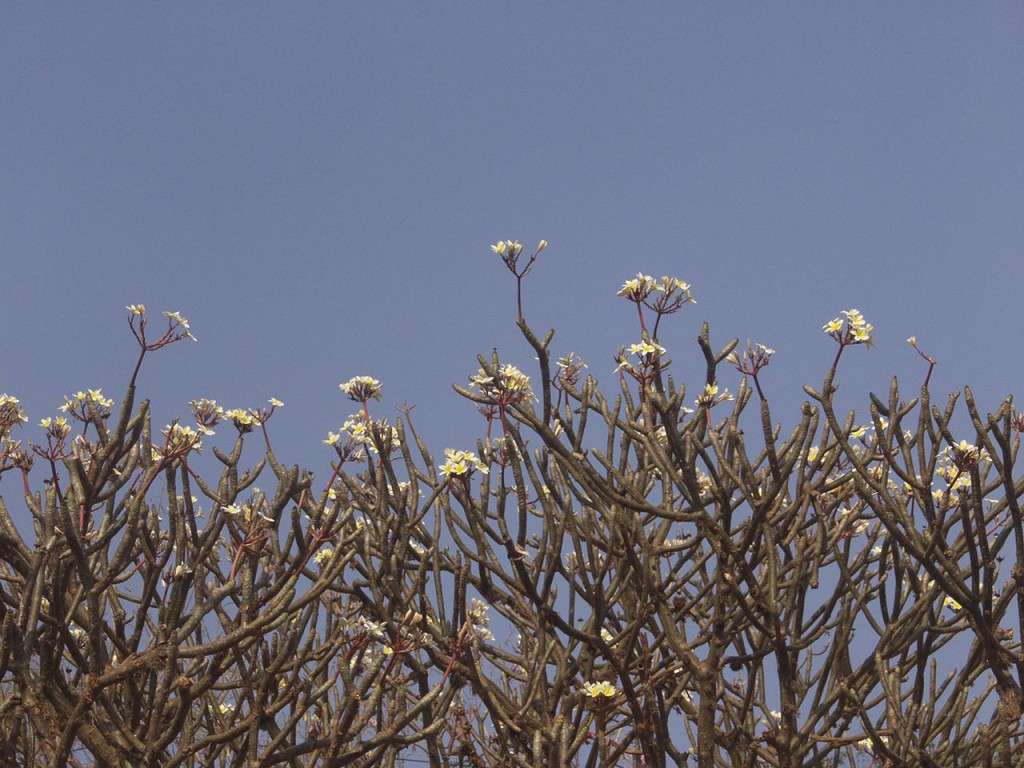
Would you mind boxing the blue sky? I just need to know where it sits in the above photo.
[3,4,1022,488]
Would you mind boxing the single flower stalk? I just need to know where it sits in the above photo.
[490,238,548,322]
[340,376,383,419]
[822,308,874,388]
[727,340,775,401]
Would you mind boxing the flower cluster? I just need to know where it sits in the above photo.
[339,376,383,404]
[468,598,494,642]
[205,399,282,434]
[694,382,733,409]
[355,616,387,641]
[491,239,547,266]
[822,308,874,347]
[469,364,533,404]
[618,273,695,336]
[927,441,988,499]
[163,311,196,342]
[849,425,870,440]
[489,239,548,321]
[618,273,659,302]
[727,341,775,374]
[224,408,258,431]
[323,420,361,448]
[313,547,335,566]
[628,340,665,358]
[248,398,283,427]
[190,399,224,435]
[59,389,115,421]
[439,449,489,479]
[325,414,400,458]
[949,439,986,470]
[555,352,588,387]
[615,340,667,375]
[39,416,72,441]
[582,680,618,698]
[126,305,196,360]
[323,420,360,447]
[491,240,523,259]
[617,273,694,305]
[856,735,890,755]
[160,423,204,455]
[0,394,28,440]
[224,491,272,525]
[728,340,776,400]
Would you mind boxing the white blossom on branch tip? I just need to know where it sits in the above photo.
[339,376,383,402]
[490,240,523,257]
[695,382,733,408]
[628,340,666,357]
[823,308,873,347]
[163,311,196,341]
[469,364,533,403]
[39,416,72,440]
[439,449,488,479]
[582,680,618,698]
[59,389,115,420]
[0,395,28,439]
[617,273,657,301]
[313,547,335,566]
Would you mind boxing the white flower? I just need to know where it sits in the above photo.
[314,547,335,566]
[225,408,256,427]
[695,382,733,408]
[468,364,533,402]
[163,310,197,341]
[339,376,383,402]
[628,340,666,357]
[356,617,386,639]
[617,273,657,301]
[490,240,523,258]
[582,680,617,698]
[439,449,489,478]
[823,308,874,346]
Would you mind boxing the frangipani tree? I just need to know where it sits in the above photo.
[0,246,1020,767]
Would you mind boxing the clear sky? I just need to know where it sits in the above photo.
[3,4,1022,492]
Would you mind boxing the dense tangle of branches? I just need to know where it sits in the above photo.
[0,287,1022,768]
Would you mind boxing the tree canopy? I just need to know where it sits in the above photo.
[1,249,1022,767]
